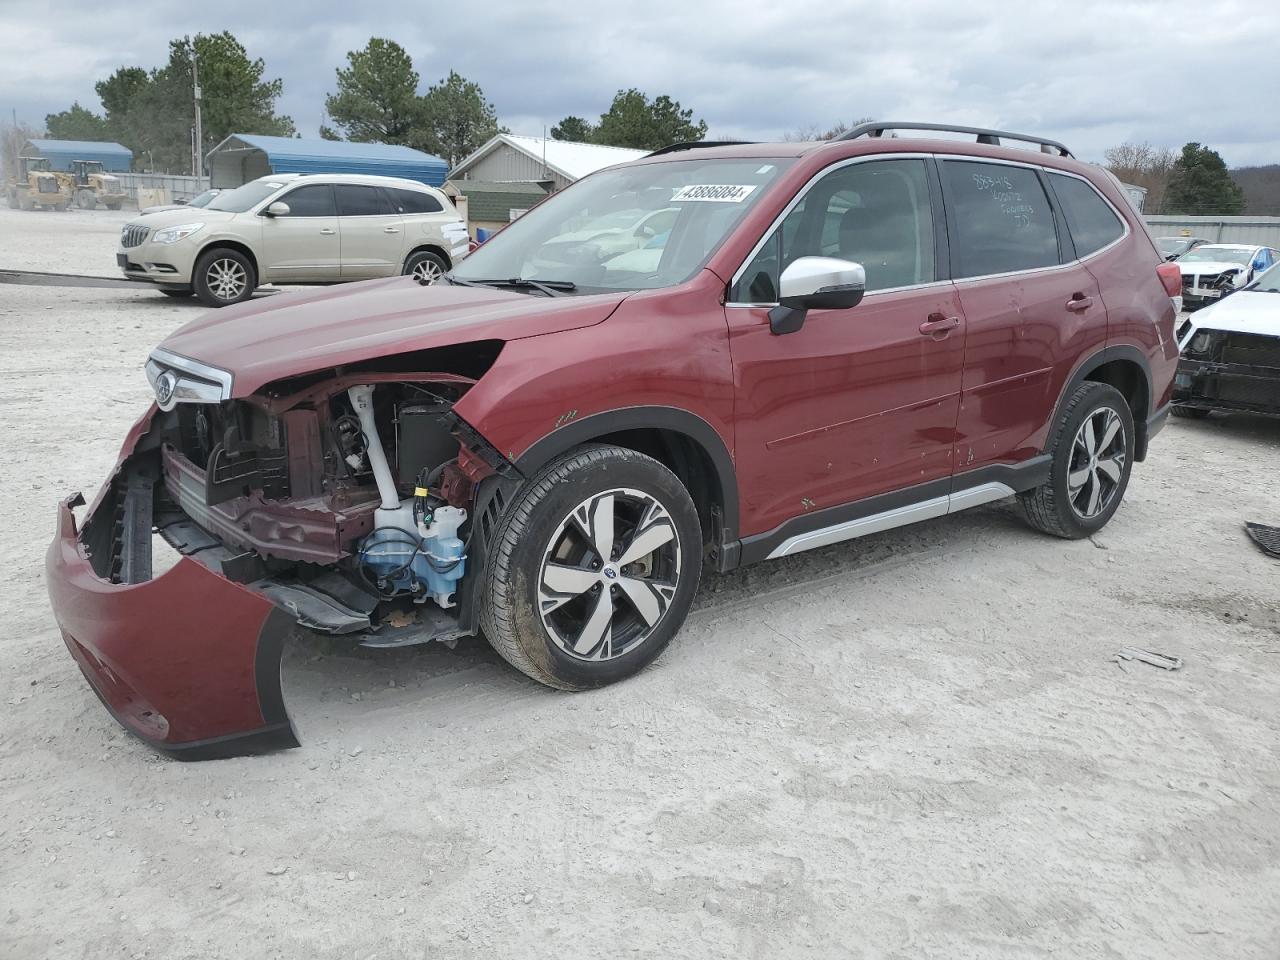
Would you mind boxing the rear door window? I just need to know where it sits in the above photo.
[390,188,444,214]
[1048,173,1125,258]
[277,184,336,217]
[335,185,397,217]
[942,161,1059,278]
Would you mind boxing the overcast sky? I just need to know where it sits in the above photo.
[2,0,1277,167]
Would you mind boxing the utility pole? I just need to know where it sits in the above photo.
[192,46,203,179]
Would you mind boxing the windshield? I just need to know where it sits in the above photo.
[206,180,285,213]
[451,157,793,293]
[1252,262,1280,292]
[1180,246,1252,265]
[188,189,219,208]
[1158,237,1191,254]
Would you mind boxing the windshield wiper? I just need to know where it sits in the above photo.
[444,276,575,297]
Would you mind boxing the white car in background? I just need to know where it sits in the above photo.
[1176,243,1278,310]
[140,188,222,216]
[1174,261,1280,418]
[117,174,470,307]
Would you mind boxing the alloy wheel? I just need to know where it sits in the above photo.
[538,488,681,661]
[1067,406,1126,519]
[207,259,247,301]
[412,259,443,284]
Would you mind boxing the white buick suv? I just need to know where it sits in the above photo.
[117,174,471,307]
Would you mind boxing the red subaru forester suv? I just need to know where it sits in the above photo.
[47,123,1182,758]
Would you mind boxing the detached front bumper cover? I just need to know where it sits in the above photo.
[45,409,299,760]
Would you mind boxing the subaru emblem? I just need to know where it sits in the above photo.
[154,370,177,407]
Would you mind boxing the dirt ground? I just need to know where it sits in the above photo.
[1,204,1278,959]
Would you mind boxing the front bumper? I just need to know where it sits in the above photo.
[117,239,197,286]
[45,411,299,760]
[1173,356,1280,417]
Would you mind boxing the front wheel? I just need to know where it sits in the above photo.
[1020,382,1135,539]
[403,250,447,285]
[193,248,256,307]
[481,445,703,690]
[75,189,96,209]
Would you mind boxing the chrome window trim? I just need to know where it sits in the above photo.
[727,151,1133,307]
[727,152,934,299]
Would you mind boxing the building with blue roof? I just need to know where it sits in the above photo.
[23,139,133,172]
[206,134,449,189]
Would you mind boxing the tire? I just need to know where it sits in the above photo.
[159,287,195,298]
[75,189,96,210]
[1019,382,1135,540]
[403,250,447,285]
[193,247,256,307]
[106,201,122,211]
[1171,405,1210,420]
[481,444,703,690]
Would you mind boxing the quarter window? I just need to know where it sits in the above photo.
[731,158,936,302]
[942,161,1059,278]
[335,185,396,217]
[1049,174,1124,258]
[277,184,336,218]
[389,188,444,214]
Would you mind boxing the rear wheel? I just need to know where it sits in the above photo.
[481,445,703,690]
[1020,382,1135,539]
[75,189,96,210]
[193,248,256,307]
[403,250,447,285]
[1171,405,1210,420]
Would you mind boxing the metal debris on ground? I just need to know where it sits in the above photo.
[1115,646,1183,671]
[1244,522,1280,560]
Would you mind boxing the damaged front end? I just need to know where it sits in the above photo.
[46,347,517,759]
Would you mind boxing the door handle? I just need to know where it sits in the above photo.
[1066,295,1093,312]
[919,314,960,338]
[383,227,400,234]
[320,228,336,235]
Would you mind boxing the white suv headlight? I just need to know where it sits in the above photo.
[152,222,205,244]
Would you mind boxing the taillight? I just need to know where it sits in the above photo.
[1156,261,1182,298]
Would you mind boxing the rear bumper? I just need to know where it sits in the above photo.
[45,436,300,759]
[1173,356,1280,417]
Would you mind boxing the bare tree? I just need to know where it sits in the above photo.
[1,119,41,182]
[1104,142,1177,214]
[783,117,874,142]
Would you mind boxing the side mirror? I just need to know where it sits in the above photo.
[265,201,291,218]
[769,256,866,335]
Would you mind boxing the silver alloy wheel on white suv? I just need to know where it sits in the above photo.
[206,258,249,302]
[411,258,444,284]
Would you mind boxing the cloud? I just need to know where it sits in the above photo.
[2,0,1277,165]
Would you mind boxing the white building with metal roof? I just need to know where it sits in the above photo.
[448,134,646,191]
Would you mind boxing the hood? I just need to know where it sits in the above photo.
[157,276,629,397]
[139,204,187,216]
[1178,260,1246,275]
[1185,290,1280,338]
[127,207,239,230]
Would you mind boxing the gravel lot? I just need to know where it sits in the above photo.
[2,204,1278,959]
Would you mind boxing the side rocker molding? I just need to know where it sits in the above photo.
[512,405,740,561]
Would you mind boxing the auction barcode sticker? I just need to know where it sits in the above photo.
[670,184,757,203]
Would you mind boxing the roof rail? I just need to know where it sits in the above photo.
[834,121,1072,158]
[645,140,757,158]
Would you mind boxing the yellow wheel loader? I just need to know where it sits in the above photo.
[4,157,71,211]
[70,159,127,210]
